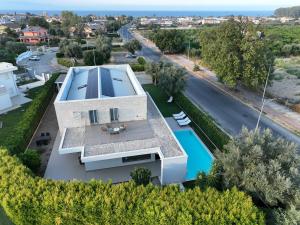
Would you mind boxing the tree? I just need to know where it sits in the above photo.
[130,167,151,185]
[61,11,81,35]
[65,42,83,58]
[28,17,49,29]
[83,50,105,66]
[146,61,165,85]
[95,35,112,62]
[137,56,146,65]
[5,41,27,55]
[200,18,274,89]
[216,127,300,208]
[59,38,70,54]
[124,39,142,54]
[19,149,41,173]
[158,65,186,97]
[0,49,16,64]
[151,29,185,54]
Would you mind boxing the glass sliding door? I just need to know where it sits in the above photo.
[89,110,98,125]
[110,108,119,122]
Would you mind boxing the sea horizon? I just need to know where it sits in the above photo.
[0,10,274,17]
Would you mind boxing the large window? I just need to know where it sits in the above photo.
[122,154,151,163]
[89,110,98,125]
[110,108,119,122]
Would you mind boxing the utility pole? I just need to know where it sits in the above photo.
[255,65,272,133]
[187,39,190,60]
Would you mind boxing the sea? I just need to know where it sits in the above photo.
[0,10,274,17]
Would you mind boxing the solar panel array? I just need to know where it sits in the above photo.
[100,68,115,97]
[85,68,99,99]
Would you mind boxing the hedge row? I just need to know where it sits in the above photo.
[175,93,230,150]
[0,149,264,225]
[57,58,74,67]
[2,73,60,155]
[130,63,145,72]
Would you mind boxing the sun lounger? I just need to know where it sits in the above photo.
[177,117,191,126]
[167,96,173,103]
[173,111,185,118]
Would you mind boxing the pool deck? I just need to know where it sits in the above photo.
[165,117,192,131]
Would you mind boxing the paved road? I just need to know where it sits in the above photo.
[18,47,65,76]
[119,25,300,147]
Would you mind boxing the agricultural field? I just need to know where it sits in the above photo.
[268,57,300,107]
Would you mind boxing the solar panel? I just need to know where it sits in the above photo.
[100,68,115,97]
[85,68,99,99]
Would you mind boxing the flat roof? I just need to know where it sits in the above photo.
[61,94,184,158]
[62,65,137,101]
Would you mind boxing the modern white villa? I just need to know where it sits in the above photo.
[0,62,19,111]
[52,64,188,185]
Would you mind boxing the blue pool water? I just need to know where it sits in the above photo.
[174,129,214,180]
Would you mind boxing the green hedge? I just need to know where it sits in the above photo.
[175,93,230,151]
[57,58,74,67]
[0,149,264,225]
[2,73,59,155]
[130,63,145,72]
[55,52,64,58]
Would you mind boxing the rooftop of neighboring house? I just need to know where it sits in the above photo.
[58,65,144,102]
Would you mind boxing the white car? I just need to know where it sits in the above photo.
[29,56,40,61]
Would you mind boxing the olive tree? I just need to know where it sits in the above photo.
[124,39,142,54]
[216,127,300,208]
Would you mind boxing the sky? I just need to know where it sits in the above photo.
[0,0,299,11]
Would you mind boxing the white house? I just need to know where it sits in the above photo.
[0,63,18,111]
[54,64,188,185]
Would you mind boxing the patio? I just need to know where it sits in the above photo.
[45,132,161,183]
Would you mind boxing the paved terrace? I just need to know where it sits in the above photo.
[61,95,183,158]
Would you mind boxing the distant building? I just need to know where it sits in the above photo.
[0,63,18,111]
[19,26,49,44]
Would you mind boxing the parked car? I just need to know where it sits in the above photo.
[29,55,40,61]
[125,53,137,58]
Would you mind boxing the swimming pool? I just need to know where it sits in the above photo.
[174,129,214,181]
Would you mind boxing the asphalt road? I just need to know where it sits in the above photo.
[119,25,300,147]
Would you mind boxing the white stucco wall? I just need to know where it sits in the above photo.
[0,91,12,111]
[161,156,187,185]
[0,71,18,97]
[55,95,147,133]
[85,154,155,171]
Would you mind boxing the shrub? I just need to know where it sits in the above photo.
[81,46,96,51]
[83,50,105,66]
[130,167,151,185]
[193,64,200,71]
[130,63,145,72]
[57,58,74,67]
[19,149,41,173]
[56,52,64,58]
[175,93,230,150]
[2,73,59,155]
[0,149,264,225]
[137,56,146,65]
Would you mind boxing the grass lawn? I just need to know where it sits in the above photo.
[0,86,44,147]
[143,84,181,117]
[0,207,13,225]
[112,46,127,52]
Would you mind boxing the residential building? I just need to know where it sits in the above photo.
[54,64,188,184]
[19,26,49,44]
[0,63,18,111]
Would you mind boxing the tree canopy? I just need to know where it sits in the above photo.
[28,17,49,29]
[216,127,300,208]
[200,18,274,89]
[275,6,300,18]
[124,39,142,54]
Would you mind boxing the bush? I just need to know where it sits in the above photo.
[83,50,105,66]
[175,93,230,150]
[130,63,145,72]
[19,149,41,173]
[137,56,146,65]
[2,73,59,155]
[57,58,74,67]
[193,64,200,71]
[130,167,151,185]
[81,46,96,51]
[0,149,264,225]
[56,52,64,58]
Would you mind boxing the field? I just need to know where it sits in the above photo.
[268,57,300,106]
